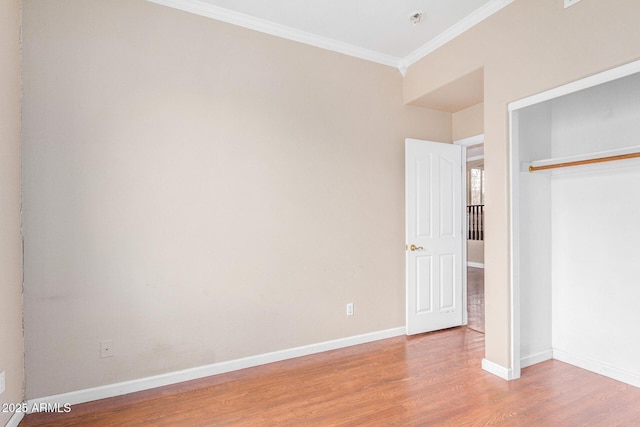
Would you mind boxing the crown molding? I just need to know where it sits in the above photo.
[147,0,402,69]
[148,0,513,75]
[401,0,514,71]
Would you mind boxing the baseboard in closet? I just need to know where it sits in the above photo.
[553,349,640,389]
[520,350,553,369]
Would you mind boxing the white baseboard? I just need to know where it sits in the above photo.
[25,327,406,412]
[482,358,514,380]
[553,349,640,389]
[467,262,485,268]
[5,411,24,427]
[521,349,553,369]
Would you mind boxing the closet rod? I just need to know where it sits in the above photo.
[528,151,640,173]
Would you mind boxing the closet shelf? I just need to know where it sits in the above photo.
[528,145,640,173]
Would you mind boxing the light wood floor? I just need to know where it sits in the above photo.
[21,325,640,426]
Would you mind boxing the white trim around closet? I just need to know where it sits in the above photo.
[509,60,640,113]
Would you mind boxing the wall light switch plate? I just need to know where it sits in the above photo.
[564,0,583,8]
[0,370,5,395]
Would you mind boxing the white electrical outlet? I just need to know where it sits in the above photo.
[564,0,583,8]
[346,303,354,316]
[0,370,5,395]
[100,340,114,358]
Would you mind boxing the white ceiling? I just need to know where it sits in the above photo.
[148,0,513,74]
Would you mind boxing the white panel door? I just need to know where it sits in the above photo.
[406,139,465,335]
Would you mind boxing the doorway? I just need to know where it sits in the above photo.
[404,137,485,336]
[456,136,485,334]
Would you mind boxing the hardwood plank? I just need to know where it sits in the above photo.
[20,327,640,426]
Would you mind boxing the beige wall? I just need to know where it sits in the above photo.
[468,241,484,265]
[0,0,24,422]
[453,103,483,141]
[454,103,485,266]
[405,0,640,369]
[21,0,451,398]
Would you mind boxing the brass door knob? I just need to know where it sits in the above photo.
[409,244,424,251]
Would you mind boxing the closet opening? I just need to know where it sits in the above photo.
[509,59,640,387]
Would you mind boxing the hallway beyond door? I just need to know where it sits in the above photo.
[467,266,484,333]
